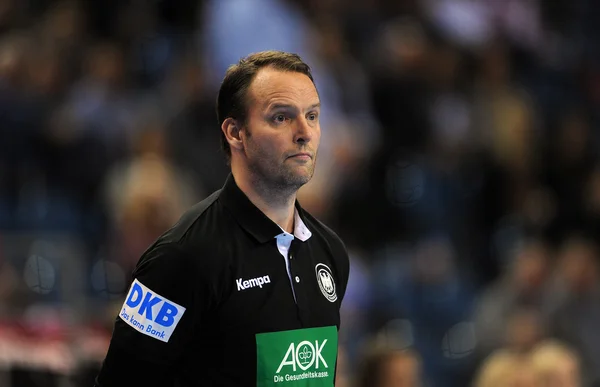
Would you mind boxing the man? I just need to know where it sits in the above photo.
[95,51,350,386]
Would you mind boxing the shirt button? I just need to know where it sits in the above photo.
[295,276,300,283]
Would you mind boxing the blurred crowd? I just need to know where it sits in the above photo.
[0,0,599,386]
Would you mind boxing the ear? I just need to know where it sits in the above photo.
[221,117,244,152]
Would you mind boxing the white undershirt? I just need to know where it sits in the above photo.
[275,209,312,301]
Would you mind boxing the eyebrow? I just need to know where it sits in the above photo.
[267,102,321,111]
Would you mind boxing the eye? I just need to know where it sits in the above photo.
[273,114,287,123]
[307,112,318,121]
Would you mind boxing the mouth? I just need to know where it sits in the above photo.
[287,152,313,160]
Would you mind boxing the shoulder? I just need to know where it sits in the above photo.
[157,189,222,245]
[145,188,235,260]
[133,189,234,290]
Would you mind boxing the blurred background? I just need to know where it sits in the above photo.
[0,0,599,386]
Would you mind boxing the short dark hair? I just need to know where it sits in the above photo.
[216,50,315,162]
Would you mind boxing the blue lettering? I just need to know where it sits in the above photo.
[130,316,144,331]
[125,283,143,308]
[138,292,162,320]
[146,324,166,339]
[155,302,178,327]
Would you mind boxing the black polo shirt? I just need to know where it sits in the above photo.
[95,174,350,387]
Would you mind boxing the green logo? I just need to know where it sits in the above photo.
[256,326,338,386]
[298,345,314,368]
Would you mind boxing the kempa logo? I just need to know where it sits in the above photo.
[315,263,337,302]
[276,339,328,373]
[236,275,270,291]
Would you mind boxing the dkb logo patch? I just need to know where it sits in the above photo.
[119,279,186,343]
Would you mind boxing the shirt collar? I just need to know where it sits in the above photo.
[276,208,312,242]
[218,174,312,244]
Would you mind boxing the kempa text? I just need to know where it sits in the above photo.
[236,275,271,291]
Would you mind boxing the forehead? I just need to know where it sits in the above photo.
[247,67,319,109]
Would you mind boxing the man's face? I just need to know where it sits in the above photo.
[240,67,321,190]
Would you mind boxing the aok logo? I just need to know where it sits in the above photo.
[276,340,329,373]
[119,279,186,343]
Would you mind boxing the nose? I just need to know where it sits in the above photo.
[293,116,314,145]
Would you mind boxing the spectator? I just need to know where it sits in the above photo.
[473,349,538,387]
[530,340,581,387]
[549,235,600,386]
[473,238,552,357]
[103,124,200,271]
[356,344,423,387]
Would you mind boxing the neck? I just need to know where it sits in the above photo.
[231,166,297,234]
